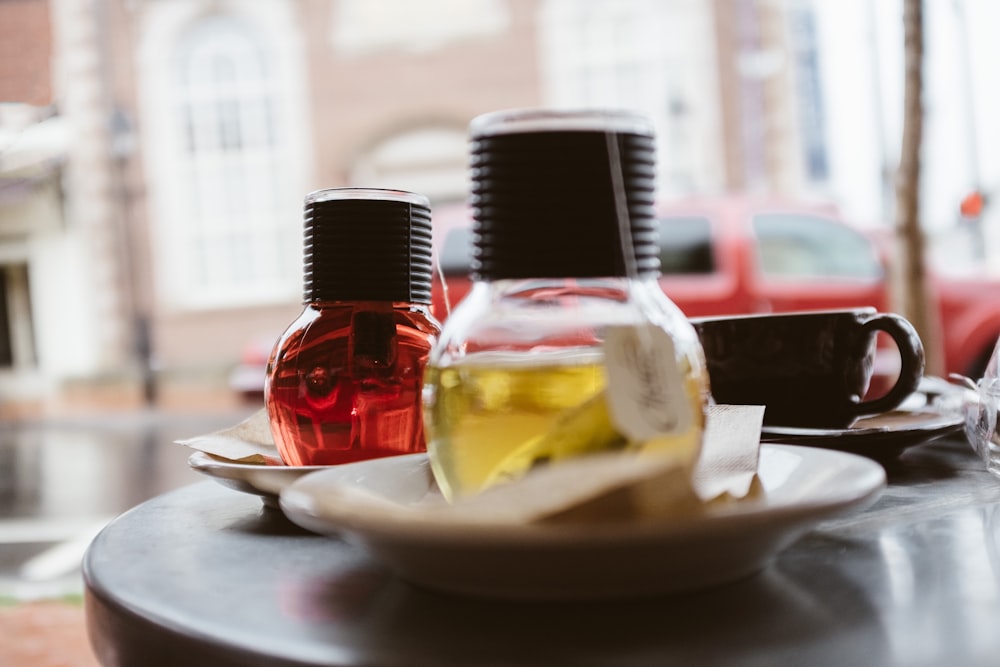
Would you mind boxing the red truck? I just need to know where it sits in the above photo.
[431,195,1000,382]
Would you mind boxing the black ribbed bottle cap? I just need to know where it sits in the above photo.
[468,108,659,281]
[302,188,432,303]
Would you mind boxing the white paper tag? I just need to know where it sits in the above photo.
[603,324,693,442]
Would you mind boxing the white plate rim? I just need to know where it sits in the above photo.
[279,444,886,546]
[187,451,328,499]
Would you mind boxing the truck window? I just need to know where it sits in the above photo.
[656,216,715,275]
[439,227,473,276]
[441,217,718,277]
[752,213,883,280]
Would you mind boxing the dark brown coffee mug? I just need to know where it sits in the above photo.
[690,308,925,428]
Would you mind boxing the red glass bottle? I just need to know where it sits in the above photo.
[265,188,440,466]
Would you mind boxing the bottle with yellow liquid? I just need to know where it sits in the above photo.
[423,109,711,501]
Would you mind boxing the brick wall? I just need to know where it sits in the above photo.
[0,0,53,106]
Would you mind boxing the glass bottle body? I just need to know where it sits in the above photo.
[423,278,709,501]
[267,301,439,466]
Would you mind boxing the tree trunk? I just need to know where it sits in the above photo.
[894,0,941,375]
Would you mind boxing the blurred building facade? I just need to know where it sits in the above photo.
[0,0,997,409]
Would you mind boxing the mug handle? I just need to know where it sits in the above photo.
[852,313,926,417]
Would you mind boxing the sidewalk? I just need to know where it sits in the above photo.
[0,387,260,666]
[0,600,98,667]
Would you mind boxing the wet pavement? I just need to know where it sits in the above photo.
[0,404,259,600]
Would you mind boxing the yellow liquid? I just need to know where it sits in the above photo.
[424,351,707,501]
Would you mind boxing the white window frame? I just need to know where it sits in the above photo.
[538,0,723,196]
[138,1,312,310]
[331,0,509,55]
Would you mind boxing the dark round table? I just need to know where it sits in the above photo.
[85,436,1000,666]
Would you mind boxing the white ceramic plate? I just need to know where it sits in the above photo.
[187,452,326,508]
[280,445,885,600]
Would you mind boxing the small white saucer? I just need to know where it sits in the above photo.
[280,445,885,600]
[187,452,326,508]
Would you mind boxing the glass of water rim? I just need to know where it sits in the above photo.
[957,337,1000,473]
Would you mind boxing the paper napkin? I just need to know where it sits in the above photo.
[177,403,766,522]
[693,404,766,503]
[175,409,283,465]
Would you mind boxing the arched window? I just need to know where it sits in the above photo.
[138,3,308,310]
[167,15,296,305]
[350,126,468,204]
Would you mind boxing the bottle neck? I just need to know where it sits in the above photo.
[304,299,432,314]
[473,275,660,299]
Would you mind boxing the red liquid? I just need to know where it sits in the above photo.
[265,302,439,466]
